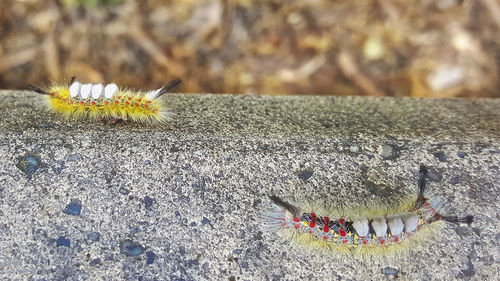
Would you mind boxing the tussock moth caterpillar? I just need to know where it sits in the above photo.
[28,78,182,123]
[265,165,473,257]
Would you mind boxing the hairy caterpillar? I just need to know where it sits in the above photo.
[28,78,182,123]
[265,165,473,257]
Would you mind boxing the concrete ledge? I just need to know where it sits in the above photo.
[0,90,498,280]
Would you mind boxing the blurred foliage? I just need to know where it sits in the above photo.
[62,0,124,8]
[1,0,500,97]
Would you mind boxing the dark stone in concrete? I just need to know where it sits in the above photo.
[119,187,130,195]
[297,169,313,181]
[63,199,82,216]
[89,258,101,267]
[87,232,100,242]
[433,151,447,162]
[381,267,399,277]
[144,196,154,210]
[56,236,70,247]
[15,154,40,179]
[120,240,145,257]
[145,251,156,265]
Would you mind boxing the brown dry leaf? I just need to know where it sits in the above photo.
[0,0,498,97]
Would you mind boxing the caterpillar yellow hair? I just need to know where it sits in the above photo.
[28,78,182,123]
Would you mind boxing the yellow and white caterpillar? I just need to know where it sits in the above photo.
[28,78,182,123]
[265,165,473,257]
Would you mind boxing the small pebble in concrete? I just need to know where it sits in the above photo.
[380,144,397,159]
[381,267,399,277]
[89,258,101,266]
[179,245,186,255]
[202,262,210,273]
[34,123,55,129]
[88,232,101,242]
[15,154,40,179]
[186,259,199,267]
[240,261,249,269]
[105,169,116,184]
[433,151,447,162]
[457,152,465,158]
[119,187,130,195]
[450,175,462,185]
[144,196,154,210]
[297,169,313,181]
[63,199,82,216]
[120,239,145,257]
[233,249,243,255]
[67,153,82,162]
[146,251,156,265]
[56,236,70,247]
[194,149,206,156]
[364,153,375,159]
[52,160,66,175]
[144,160,151,165]
[105,254,115,261]
[253,199,262,207]
[460,257,475,277]
[130,226,141,234]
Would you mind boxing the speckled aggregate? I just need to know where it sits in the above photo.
[0,90,498,280]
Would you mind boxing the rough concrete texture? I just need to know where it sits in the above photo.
[0,90,498,281]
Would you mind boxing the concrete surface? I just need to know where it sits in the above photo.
[0,90,498,281]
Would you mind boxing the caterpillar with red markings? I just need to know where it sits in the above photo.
[28,77,182,124]
[264,165,473,257]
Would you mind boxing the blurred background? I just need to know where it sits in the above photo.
[1,0,499,97]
